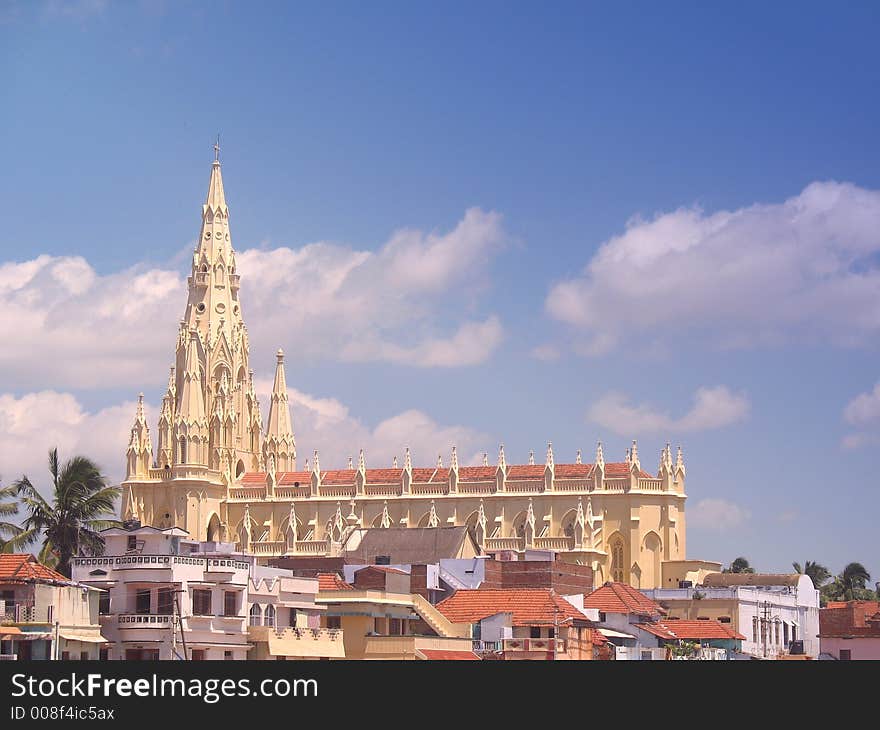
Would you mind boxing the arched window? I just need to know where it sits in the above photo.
[265,604,276,629]
[610,538,625,583]
[178,438,187,465]
[249,604,263,627]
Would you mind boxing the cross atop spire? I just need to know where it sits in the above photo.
[213,133,220,163]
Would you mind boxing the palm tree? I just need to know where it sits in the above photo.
[841,562,871,601]
[13,448,121,577]
[793,560,830,589]
[723,556,755,574]
[0,482,29,553]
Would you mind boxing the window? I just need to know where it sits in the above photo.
[326,616,341,630]
[792,625,797,642]
[61,651,70,660]
[840,649,852,661]
[47,605,54,623]
[135,589,151,614]
[192,589,212,616]
[223,591,238,617]
[610,539,625,583]
[783,622,789,645]
[80,651,89,661]
[389,618,402,636]
[224,650,233,660]
[598,612,606,623]
[718,616,731,623]
[249,604,263,627]
[265,604,276,628]
[158,588,174,615]
[288,608,298,628]
[99,593,111,615]
[99,648,109,661]
[127,536,138,552]
[191,649,206,661]
[752,617,758,643]
[775,622,780,645]
[530,626,542,639]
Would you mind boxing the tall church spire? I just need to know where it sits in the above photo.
[264,348,296,471]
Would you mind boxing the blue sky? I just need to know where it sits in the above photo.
[2,1,879,580]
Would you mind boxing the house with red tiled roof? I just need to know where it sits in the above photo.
[436,588,611,660]
[580,581,747,659]
[820,600,880,660]
[0,554,105,661]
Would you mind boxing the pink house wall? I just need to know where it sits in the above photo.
[820,637,880,660]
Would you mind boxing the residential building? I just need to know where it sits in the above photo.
[246,567,344,659]
[435,588,610,660]
[315,578,477,660]
[643,573,820,658]
[71,523,251,660]
[819,600,880,660]
[120,152,712,589]
[0,554,104,660]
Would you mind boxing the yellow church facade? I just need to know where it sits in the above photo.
[122,153,701,590]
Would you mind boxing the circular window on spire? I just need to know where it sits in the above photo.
[204,231,210,239]
[196,303,206,314]
[233,305,239,315]
[215,302,226,314]
[214,231,222,239]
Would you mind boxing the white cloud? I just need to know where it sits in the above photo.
[546,181,880,354]
[0,391,144,489]
[688,498,750,532]
[844,382,880,425]
[0,385,492,497]
[841,382,880,450]
[588,386,749,436]
[530,344,561,362]
[253,383,491,469]
[0,208,506,391]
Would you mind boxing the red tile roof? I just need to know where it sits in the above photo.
[0,554,67,583]
[436,589,591,626]
[365,468,404,483]
[507,465,545,480]
[636,620,745,641]
[582,582,665,616]
[316,573,355,591]
[418,649,481,660]
[321,469,357,485]
[458,466,497,482]
[411,467,449,483]
[555,464,593,479]
[241,471,311,486]
[278,471,312,485]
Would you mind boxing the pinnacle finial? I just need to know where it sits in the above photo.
[393,455,399,468]
[357,448,366,472]
[576,448,582,465]
[348,455,353,470]
[546,441,554,469]
[482,452,489,466]
[276,348,284,363]
[436,453,443,468]
[451,445,459,471]
[404,446,412,471]
[528,449,535,466]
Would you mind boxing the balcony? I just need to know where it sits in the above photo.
[249,626,345,659]
[502,638,565,655]
[1,601,37,623]
[361,635,476,660]
[484,537,524,552]
[117,613,173,628]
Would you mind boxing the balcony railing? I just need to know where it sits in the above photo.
[502,638,565,654]
[533,536,575,551]
[484,537,524,552]
[73,555,248,571]
[117,614,173,628]
[1,602,36,623]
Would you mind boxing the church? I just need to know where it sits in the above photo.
[121,152,712,590]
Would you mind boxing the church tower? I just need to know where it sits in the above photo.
[263,349,296,471]
[162,146,264,479]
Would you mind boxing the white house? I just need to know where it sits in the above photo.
[642,573,820,658]
[71,522,251,660]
